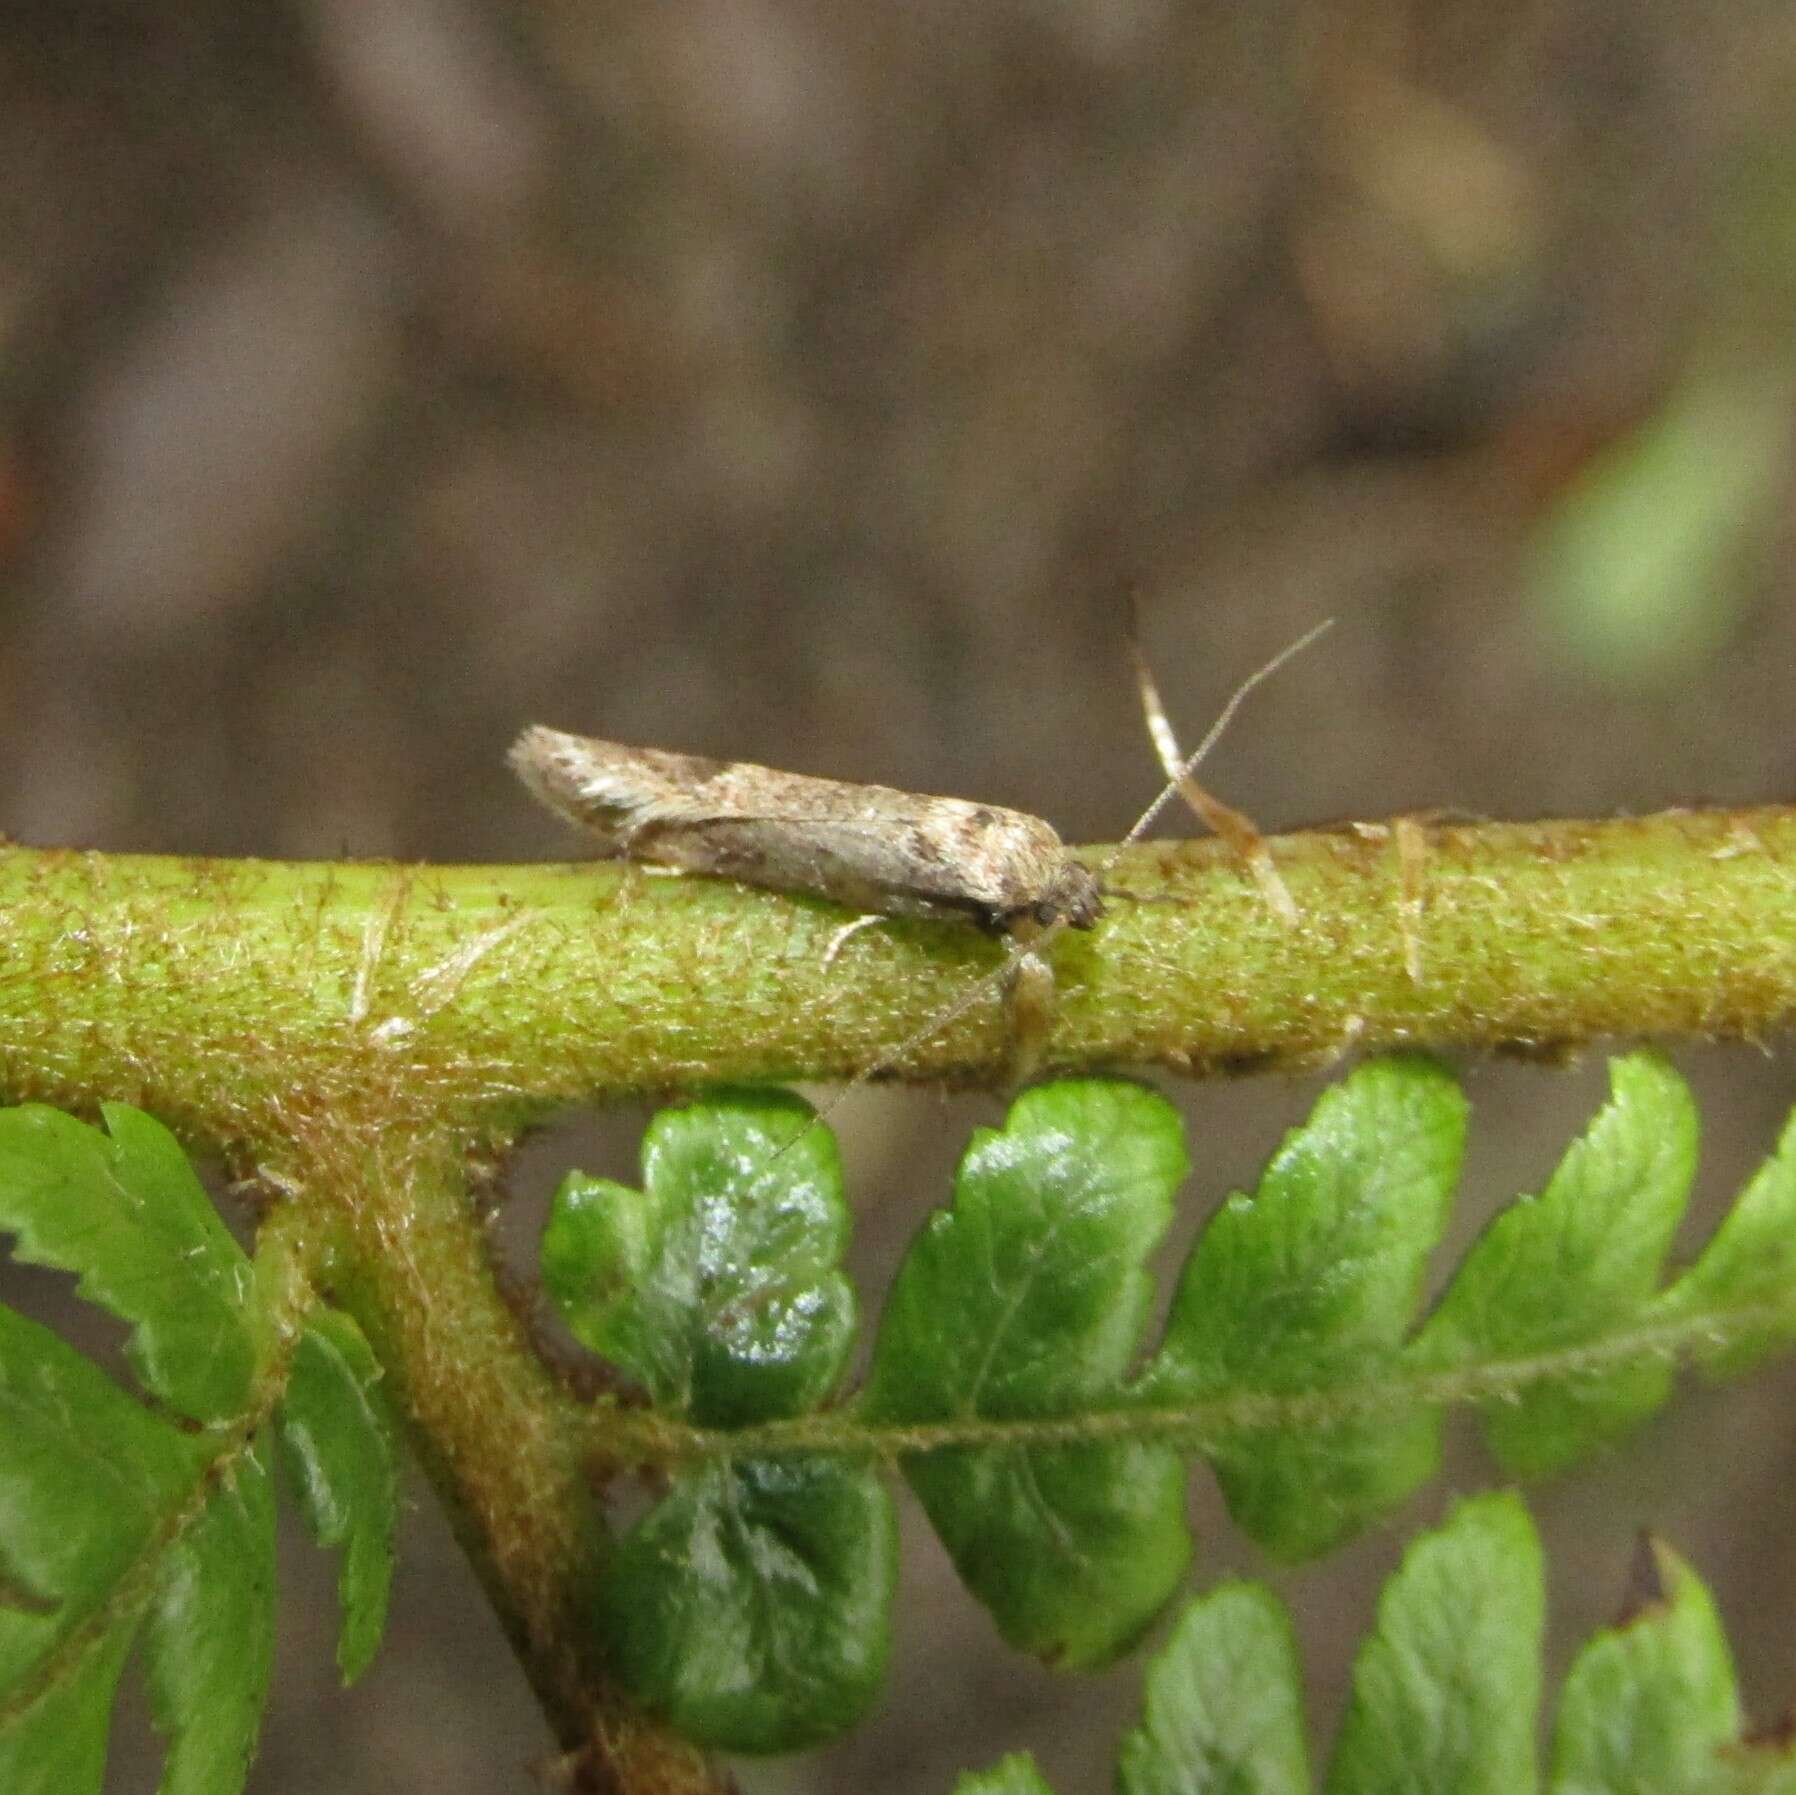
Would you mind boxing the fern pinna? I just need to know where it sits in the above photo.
[2,1055,1795,1787]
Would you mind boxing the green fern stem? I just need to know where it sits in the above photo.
[254,1126,722,1793]
[1,806,1793,1131]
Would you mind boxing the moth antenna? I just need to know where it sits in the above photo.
[1113,616,1334,857]
[764,616,1334,1166]
[1124,599,1307,925]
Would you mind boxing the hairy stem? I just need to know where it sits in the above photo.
[2,807,1794,1129]
[586,1296,1789,1467]
[258,1123,720,1791]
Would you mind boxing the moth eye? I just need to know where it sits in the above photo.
[1034,900,1058,925]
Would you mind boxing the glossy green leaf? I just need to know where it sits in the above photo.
[914,1436,1192,1671]
[1547,1539,1740,1795]
[1118,1583,1309,1795]
[1417,1056,1696,1477]
[276,1311,396,1682]
[0,1108,293,1792]
[1149,1058,1464,1559]
[1657,1103,1796,1378]
[863,1080,1192,1667]
[1325,1493,1543,1795]
[0,1304,208,1703]
[954,1754,1057,1795]
[144,1442,276,1795]
[543,1089,854,1425]
[554,1090,890,1751]
[593,1456,895,1754]
[0,1105,259,1422]
[0,1627,133,1795]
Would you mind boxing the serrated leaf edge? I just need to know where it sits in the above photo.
[0,1223,318,1745]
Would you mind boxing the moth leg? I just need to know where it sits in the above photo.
[1001,944,1057,1086]
[991,895,1079,1084]
[822,913,886,967]
[1004,948,1056,1085]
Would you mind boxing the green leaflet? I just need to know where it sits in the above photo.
[542,1088,855,1425]
[144,1443,277,1795]
[0,1300,266,1795]
[1656,1100,1796,1378]
[1117,1496,1544,1795]
[276,1311,398,1683]
[544,1089,892,1752]
[1117,1583,1309,1795]
[0,1303,211,1699]
[0,1105,260,1423]
[591,1456,895,1753]
[1415,1056,1697,1476]
[1324,1493,1543,1795]
[1147,1057,1465,1559]
[863,1080,1192,1668]
[0,1105,396,1791]
[1547,1539,1740,1795]
[0,1627,132,1795]
[900,1434,1188,1670]
[953,1499,1790,1795]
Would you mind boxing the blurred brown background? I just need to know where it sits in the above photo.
[6,2,1796,1790]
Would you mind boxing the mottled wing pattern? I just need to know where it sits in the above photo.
[509,726,1075,924]
[508,731,724,851]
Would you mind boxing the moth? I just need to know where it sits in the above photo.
[509,619,1329,1087]
[508,731,1103,941]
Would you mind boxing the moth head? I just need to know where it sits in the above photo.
[1036,860,1104,930]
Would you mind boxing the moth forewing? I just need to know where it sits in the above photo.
[509,724,1103,934]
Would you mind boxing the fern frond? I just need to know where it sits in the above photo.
[0,1106,397,1793]
[549,1057,1796,1751]
[964,1495,1792,1795]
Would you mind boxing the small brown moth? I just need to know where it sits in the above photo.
[507,732,1103,938]
[509,619,1330,1094]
